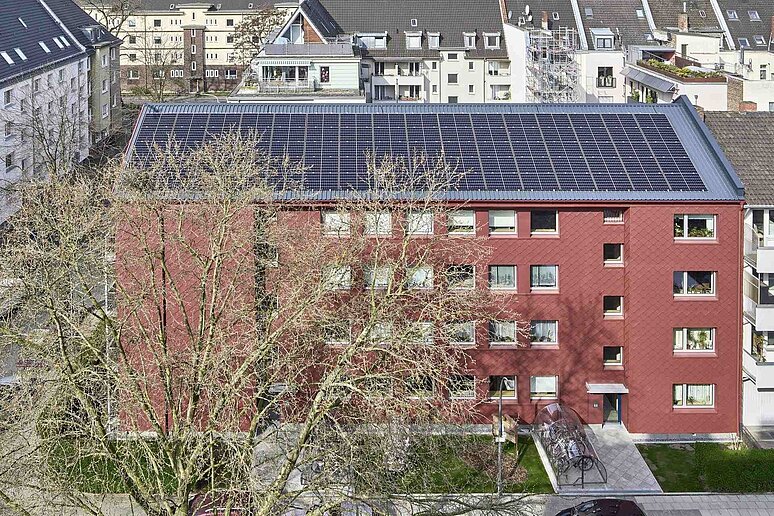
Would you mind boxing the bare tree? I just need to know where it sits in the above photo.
[0,133,534,516]
[127,31,186,101]
[232,8,288,65]
[80,0,141,35]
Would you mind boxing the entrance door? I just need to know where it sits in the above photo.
[603,393,620,424]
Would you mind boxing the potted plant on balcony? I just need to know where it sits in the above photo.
[753,332,766,361]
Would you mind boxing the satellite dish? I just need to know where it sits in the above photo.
[524,4,530,15]
[508,10,513,20]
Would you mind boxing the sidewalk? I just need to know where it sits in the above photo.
[544,494,774,515]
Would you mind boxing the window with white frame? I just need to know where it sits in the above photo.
[406,376,434,398]
[603,243,623,264]
[603,295,623,315]
[363,265,392,289]
[673,271,715,295]
[405,210,433,235]
[205,69,219,77]
[448,210,475,234]
[447,321,475,346]
[463,32,476,49]
[530,320,557,345]
[408,265,434,289]
[484,33,500,49]
[406,32,421,49]
[673,328,714,352]
[530,375,558,399]
[673,384,714,407]
[101,103,108,118]
[489,265,516,290]
[322,211,350,236]
[364,211,391,235]
[603,208,624,223]
[530,210,558,234]
[447,265,475,289]
[488,210,516,234]
[428,32,440,48]
[489,375,516,399]
[407,321,434,345]
[603,346,623,365]
[530,265,558,289]
[449,375,475,399]
[322,264,351,290]
[323,320,350,346]
[489,320,516,345]
[170,69,183,78]
[368,322,392,345]
[3,89,11,106]
[128,69,139,79]
[674,214,715,238]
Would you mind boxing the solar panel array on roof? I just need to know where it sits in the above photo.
[131,110,706,193]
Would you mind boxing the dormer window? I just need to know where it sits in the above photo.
[358,33,387,49]
[591,28,614,50]
[749,10,761,21]
[699,10,706,18]
[484,32,500,49]
[428,32,440,49]
[551,12,559,20]
[596,37,613,49]
[411,18,418,27]
[406,32,422,49]
[754,35,766,46]
[636,9,644,19]
[463,32,476,49]
[727,10,738,20]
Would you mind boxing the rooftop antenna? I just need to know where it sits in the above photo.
[524,4,530,15]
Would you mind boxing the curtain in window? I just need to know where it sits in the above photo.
[686,384,713,406]
[530,376,556,395]
[531,266,557,287]
[531,321,556,342]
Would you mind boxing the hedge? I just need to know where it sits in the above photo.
[695,443,774,492]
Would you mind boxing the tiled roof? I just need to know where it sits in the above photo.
[127,0,275,11]
[576,0,652,49]
[715,0,774,50]
[0,0,85,86]
[704,111,774,206]
[124,97,743,202]
[313,0,509,58]
[46,0,121,48]
[647,0,722,33]
[503,0,579,33]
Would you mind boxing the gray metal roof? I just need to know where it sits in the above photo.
[46,0,121,48]
[124,96,743,202]
[311,0,509,59]
[263,42,354,56]
[715,0,774,49]
[622,65,677,92]
[704,111,774,206]
[0,0,86,86]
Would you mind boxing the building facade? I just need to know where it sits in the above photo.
[125,98,744,438]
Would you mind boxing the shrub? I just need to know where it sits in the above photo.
[695,443,774,492]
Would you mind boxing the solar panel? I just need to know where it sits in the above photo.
[133,108,709,194]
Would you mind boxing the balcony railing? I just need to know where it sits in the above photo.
[746,223,760,266]
[255,78,317,93]
[597,76,616,88]
[743,349,774,389]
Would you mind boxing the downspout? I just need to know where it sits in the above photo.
[738,200,745,437]
[709,0,736,50]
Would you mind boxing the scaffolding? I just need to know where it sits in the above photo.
[526,27,580,103]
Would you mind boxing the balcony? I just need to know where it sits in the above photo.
[254,78,317,94]
[743,350,774,389]
[745,224,774,273]
[597,75,616,88]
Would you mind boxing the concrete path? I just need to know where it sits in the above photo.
[544,494,774,516]
[744,426,774,449]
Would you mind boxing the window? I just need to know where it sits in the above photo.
[407,321,434,345]
[2,89,10,106]
[447,96,458,104]
[448,210,475,234]
[154,19,162,27]
[484,33,500,49]
[603,296,623,316]
[727,10,738,20]
[128,19,136,27]
[205,69,219,77]
[603,243,623,264]
[368,322,392,345]
[447,265,474,289]
[128,69,139,80]
[227,35,234,43]
[363,265,392,289]
[449,375,475,399]
[447,321,475,346]
[406,376,434,398]
[364,211,391,235]
[447,73,458,84]
[756,36,767,47]
[585,7,593,18]
[191,44,197,54]
[448,53,458,60]
[603,208,624,224]
[673,271,715,296]
[468,84,474,94]
[530,376,557,399]
[673,384,714,407]
[674,214,715,238]
[322,265,352,290]
[595,37,613,49]
[39,41,51,53]
[489,265,516,290]
[406,210,433,235]
[428,33,440,49]
[749,10,760,21]
[101,103,108,118]
[406,33,422,49]
[323,321,350,346]
[530,320,557,345]
[489,321,516,345]
[225,69,237,79]
[320,66,330,83]
[488,210,516,234]
[431,61,437,70]
[226,18,234,26]
[489,376,516,399]
[488,61,500,75]
[530,265,558,290]
[739,38,750,48]
[5,152,14,169]
[4,121,12,138]
[603,346,623,366]
[322,211,350,236]
[410,18,418,27]
[170,69,183,78]
[408,265,433,289]
[597,66,615,88]
[463,33,476,49]
[530,210,557,234]
[374,62,385,75]
[101,79,108,93]
[673,328,714,352]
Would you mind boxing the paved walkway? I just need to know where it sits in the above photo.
[745,426,774,449]
[544,494,774,516]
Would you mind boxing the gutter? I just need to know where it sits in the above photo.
[569,0,589,50]
[709,0,736,50]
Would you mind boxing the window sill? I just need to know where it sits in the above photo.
[530,343,559,350]
[674,238,717,244]
[530,288,559,294]
[489,343,519,348]
[603,313,624,320]
[602,221,625,225]
[603,261,624,268]
[673,351,717,358]
[530,232,559,238]
[451,343,476,348]
[672,407,716,413]
[486,397,518,403]
[447,232,475,237]
[603,364,624,370]
[531,396,558,401]
[488,232,518,237]
[673,295,717,301]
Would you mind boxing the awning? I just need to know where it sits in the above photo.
[621,65,676,93]
[586,382,629,394]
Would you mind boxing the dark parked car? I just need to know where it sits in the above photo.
[556,499,646,516]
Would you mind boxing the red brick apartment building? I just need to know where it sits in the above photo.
[123,97,744,439]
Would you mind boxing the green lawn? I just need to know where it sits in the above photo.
[637,443,774,492]
[399,435,552,494]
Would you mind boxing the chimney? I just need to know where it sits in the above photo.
[739,101,758,112]
[541,10,549,30]
[678,13,689,32]
[770,16,774,40]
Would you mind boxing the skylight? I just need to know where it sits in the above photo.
[552,12,559,21]
[18,17,27,28]
[749,10,761,21]
[699,10,706,18]
[39,41,51,53]
[0,52,14,65]
[727,10,738,20]
[53,37,64,49]
[754,35,766,46]
[585,7,593,18]
[636,9,644,18]
[739,37,750,48]
[14,48,27,61]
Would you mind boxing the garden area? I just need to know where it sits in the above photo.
[637,442,774,492]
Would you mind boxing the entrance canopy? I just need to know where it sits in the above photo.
[586,383,629,394]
